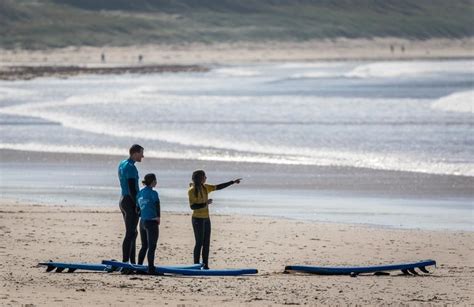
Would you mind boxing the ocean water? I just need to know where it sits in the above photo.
[0,60,473,230]
[1,60,473,176]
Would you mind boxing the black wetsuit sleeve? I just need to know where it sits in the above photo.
[216,181,234,190]
[127,178,137,204]
[190,202,207,210]
[156,199,161,218]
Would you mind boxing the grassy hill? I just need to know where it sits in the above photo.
[1,0,473,49]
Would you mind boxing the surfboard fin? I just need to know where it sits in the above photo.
[56,267,65,273]
[103,259,118,272]
[46,265,55,272]
[105,265,116,272]
[67,268,77,273]
[401,269,410,275]
[408,268,418,275]
[418,266,430,273]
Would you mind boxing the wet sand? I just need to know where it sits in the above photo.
[0,202,472,306]
[0,64,208,81]
[1,148,473,231]
[1,149,473,200]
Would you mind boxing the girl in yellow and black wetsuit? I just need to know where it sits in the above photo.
[188,170,241,270]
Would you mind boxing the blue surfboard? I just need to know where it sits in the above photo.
[38,262,110,273]
[101,261,203,271]
[39,261,202,273]
[102,260,258,276]
[285,259,436,275]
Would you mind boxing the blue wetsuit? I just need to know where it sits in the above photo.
[137,186,161,272]
[137,187,160,221]
[118,158,140,264]
[118,158,139,197]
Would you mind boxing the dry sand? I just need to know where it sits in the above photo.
[1,38,473,68]
[0,202,472,306]
[1,38,472,80]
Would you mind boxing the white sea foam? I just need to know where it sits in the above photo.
[213,67,261,77]
[277,62,346,69]
[431,90,474,114]
[1,61,472,177]
[0,86,35,100]
[0,143,125,156]
[1,142,472,176]
[345,61,472,78]
[0,142,186,160]
[289,71,340,79]
[2,93,472,177]
[0,94,401,152]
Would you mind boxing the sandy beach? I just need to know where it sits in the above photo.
[1,34,473,305]
[2,38,474,65]
[0,201,472,306]
[0,38,473,80]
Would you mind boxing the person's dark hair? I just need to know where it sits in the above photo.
[142,173,156,186]
[192,170,206,198]
[129,144,144,156]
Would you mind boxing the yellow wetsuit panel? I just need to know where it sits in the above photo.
[188,184,216,218]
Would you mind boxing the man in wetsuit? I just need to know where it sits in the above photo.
[118,144,144,265]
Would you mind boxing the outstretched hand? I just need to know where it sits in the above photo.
[233,178,242,184]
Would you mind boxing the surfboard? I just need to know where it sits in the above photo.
[101,261,203,271]
[39,261,202,273]
[38,262,111,273]
[102,260,258,276]
[284,259,436,275]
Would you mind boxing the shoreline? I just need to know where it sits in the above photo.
[2,148,473,196]
[2,55,474,81]
[1,149,473,231]
[0,64,209,81]
[1,38,473,80]
[4,198,471,233]
[1,201,472,305]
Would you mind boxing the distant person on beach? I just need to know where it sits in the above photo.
[118,144,144,266]
[188,170,241,269]
[137,173,161,275]
[101,53,106,63]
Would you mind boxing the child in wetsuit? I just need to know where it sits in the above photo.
[188,170,241,269]
[137,173,161,274]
